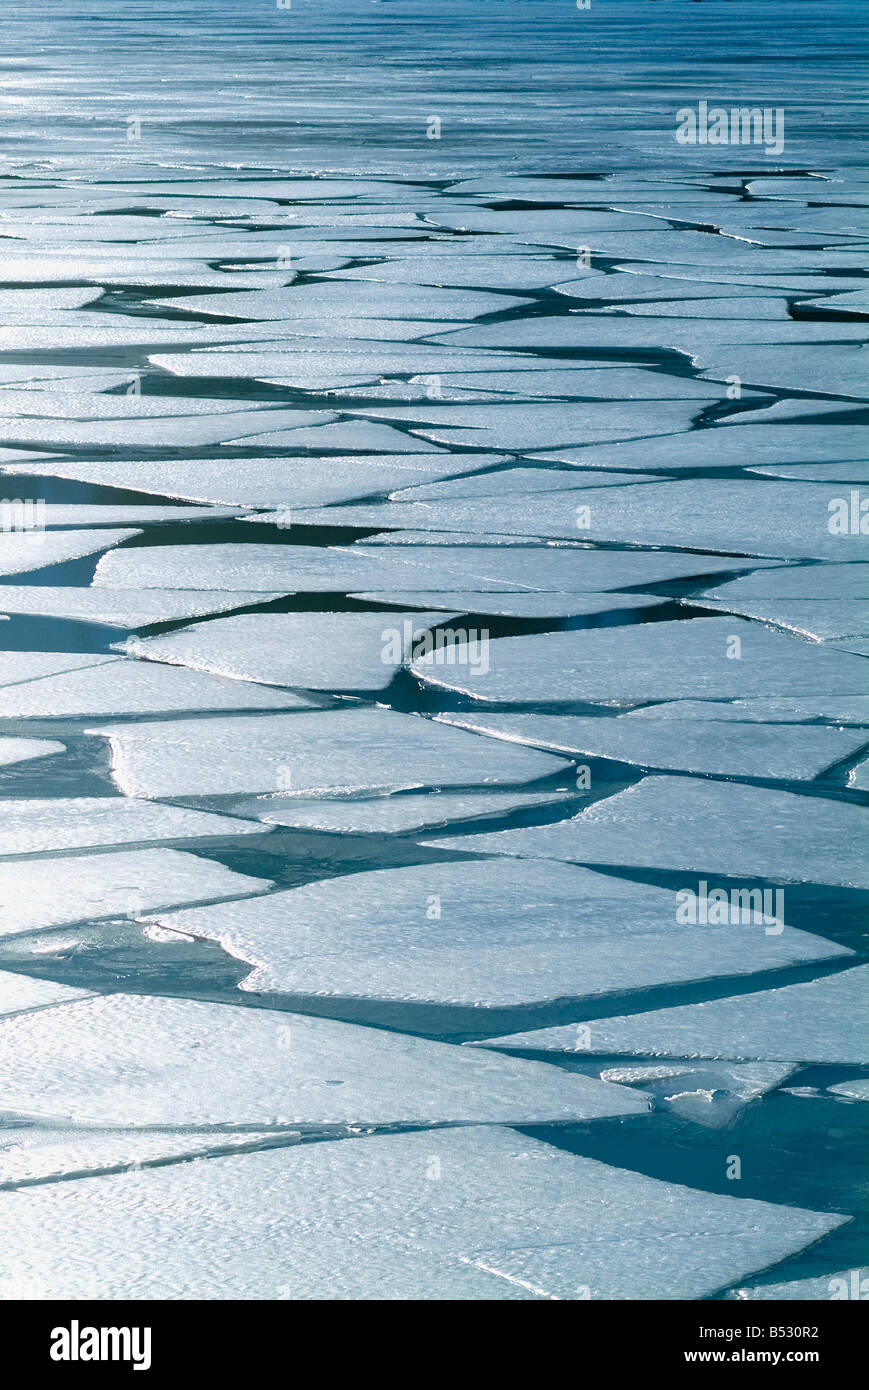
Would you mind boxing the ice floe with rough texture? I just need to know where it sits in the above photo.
[153,282,526,321]
[122,612,458,694]
[0,1125,842,1301]
[0,799,269,859]
[411,618,869,703]
[0,849,269,940]
[155,859,844,1009]
[2,455,499,509]
[351,591,665,618]
[0,994,646,1130]
[0,529,138,578]
[598,1061,796,1128]
[0,587,285,630]
[0,971,90,1020]
[232,790,571,836]
[428,776,869,889]
[692,599,869,644]
[434,712,866,781]
[471,968,869,1066]
[92,542,759,593]
[0,660,314,720]
[91,709,568,799]
[0,737,65,768]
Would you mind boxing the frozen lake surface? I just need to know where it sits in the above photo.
[0,0,865,1300]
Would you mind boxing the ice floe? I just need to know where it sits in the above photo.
[228,790,571,836]
[0,586,287,630]
[0,799,269,859]
[0,529,139,578]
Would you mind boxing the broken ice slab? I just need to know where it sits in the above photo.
[122,611,460,694]
[529,424,869,472]
[0,799,270,859]
[91,541,763,593]
[351,591,665,619]
[341,400,715,451]
[698,564,868,602]
[154,859,846,1010]
[0,504,238,527]
[428,776,869,890]
[699,345,869,400]
[0,660,315,720]
[0,1125,292,1188]
[598,1062,796,1128]
[691,599,869,644]
[434,712,867,782]
[152,282,528,321]
[728,1269,865,1301]
[0,994,648,1130]
[88,709,568,799]
[0,1126,843,1301]
[828,1080,869,1101]
[410,618,869,703]
[749,464,869,483]
[0,586,288,630]
[2,454,502,509]
[0,849,270,940]
[231,789,572,836]
[429,315,869,355]
[0,970,90,1020]
[0,529,139,579]
[470,967,869,1066]
[0,405,339,449]
[389,468,663,501]
[0,737,65,768]
[402,367,742,402]
[626,697,869,725]
[306,480,869,558]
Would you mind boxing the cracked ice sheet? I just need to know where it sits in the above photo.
[0,660,314,720]
[472,967,869,1068]
[0,737,65,768]
[433,713,866,782]
[699,345,869,400]
[597,1062,796,1129]
[0,850,270,940]
[402,368,740,402]
[0,587,288,630]
[0,408,339,449]
[351,592,665,619]
[749,464,869,483]
[530,424,869,472]
[0,1127,292,1190]
[0,800,269,859]
[230,790,572,836]
[152,283,530,320]
[389,468,663,501]
[90,710,568,800]
[154,859,845,1010]
[309,481,869,558]
[0,529,139,579]
[428,777,869,891]
[2,455,502,509]
[122,611,460,695]
[91,543,763,594]
[410,618,869,704]
[699,565,869,602]
[430,316,869,354]
[0,995,646,1131]
[626,698,869,726]
[692,600,869,644]
[0,1126,842,1301]
[0,970,89,1020]
[342,401,714,450]
[0,505,238,528]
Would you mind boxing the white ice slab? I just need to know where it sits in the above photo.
[230,789,571,835]
[428,776,869,889]
[0,994,647,1130]
[471,967,869,1065]
[351,591,664,618]
[389,467,662,501]
[90,710,568,799]
[728,1270,865,1301]
[0,659,314,719]
[0,1126,842,1301]
[411,618,869,703]
[0,971,90,1020]
[0,586,286,630]
[0,529,138,578]
[0,736,65,768]
[0,849,270,940]
[434,712,866,781]
[91,542,757,593]
[699,565,868,602]
[153,283,526,321]
[692,599,869,643]
[122,611,459,694]
[598,1061,796,1128]
[627,697,869,725]
[154,859,845,1009]
[828,1079,869,1101]
[530,424,869,472]
[0,799,269,859]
